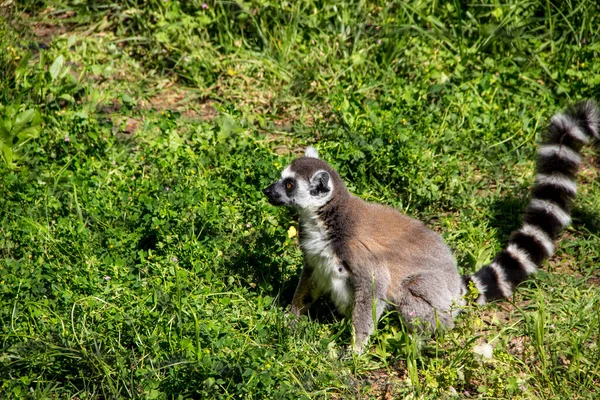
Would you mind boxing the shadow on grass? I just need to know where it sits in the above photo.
[487,195,528,241]
[571,206,600,242]
[228,240,342,324]
[219,207,344,325]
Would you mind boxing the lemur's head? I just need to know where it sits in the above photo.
[263,147,346,210]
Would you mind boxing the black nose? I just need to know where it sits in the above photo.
[263,182,284,205]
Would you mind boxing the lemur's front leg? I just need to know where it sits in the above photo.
[290,263,321,317]
[351,273,389,353]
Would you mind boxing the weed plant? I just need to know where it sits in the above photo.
[1,0,599,398]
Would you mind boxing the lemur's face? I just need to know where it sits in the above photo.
[263,148,335,210]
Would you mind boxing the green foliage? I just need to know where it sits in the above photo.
[0,104,41,167]
[1,0,599,398]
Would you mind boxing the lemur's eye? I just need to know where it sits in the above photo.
[285,180,295,190]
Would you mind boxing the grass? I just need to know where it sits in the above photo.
[1,0,599,398]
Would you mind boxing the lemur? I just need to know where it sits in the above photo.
[263,101,599,353]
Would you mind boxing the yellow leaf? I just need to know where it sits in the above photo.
[287,226,297,238]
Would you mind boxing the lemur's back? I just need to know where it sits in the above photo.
[348,197,458,274]
[347,197,463,327]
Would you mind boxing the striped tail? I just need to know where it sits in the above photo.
[463,100,600,304]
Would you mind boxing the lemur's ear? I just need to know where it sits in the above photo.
[309,170,331,196]
[305,146,319,159]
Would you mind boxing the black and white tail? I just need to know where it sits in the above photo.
[463,100,600,304]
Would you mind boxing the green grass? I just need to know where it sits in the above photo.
[1,0,599,398]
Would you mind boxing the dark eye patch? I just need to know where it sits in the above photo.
[283,179,295,191]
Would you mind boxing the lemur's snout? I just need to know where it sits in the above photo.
[263,182,284,206]
[263,182,276,198]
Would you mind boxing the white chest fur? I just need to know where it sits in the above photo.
[299,213,354,316]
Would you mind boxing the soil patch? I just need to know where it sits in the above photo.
[139,85,219,121]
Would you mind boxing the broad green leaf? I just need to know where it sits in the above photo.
[31,109,42,125]
[16,126,41,146]
[4,104,17,119]
[13,109,35,134]
[67,34,77,48]
[2,144,13,166]
[59,94,75,103]
[121,93,133,104]
[49,55,65,80]
[74,110,89,119]
[0,119,10,138]
[1,116,13,134]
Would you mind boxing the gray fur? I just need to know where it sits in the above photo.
[264,154,463,352]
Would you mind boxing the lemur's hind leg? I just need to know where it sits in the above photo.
[394,275,456,333]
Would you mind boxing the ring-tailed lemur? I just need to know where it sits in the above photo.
[263,101,599,353]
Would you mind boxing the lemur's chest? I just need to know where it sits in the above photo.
[299,215,353,315]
